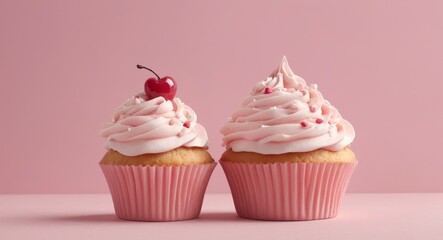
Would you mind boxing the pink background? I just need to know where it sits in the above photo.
[1,0,442,194]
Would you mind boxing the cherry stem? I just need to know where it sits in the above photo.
[136,64,160,80]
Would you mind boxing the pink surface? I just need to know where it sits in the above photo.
[100,163,216,221]
[221,162,357,220]
[1,0,443,194]
[1,194,442,240]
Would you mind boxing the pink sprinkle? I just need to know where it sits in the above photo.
[300,121,308,128]
[310,106,317,112]
[316,118,324,124]
[264,87,272,94]
[183,121,191,128]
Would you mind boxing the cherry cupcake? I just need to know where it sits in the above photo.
[220,57,357,221]
[99,65,216,221]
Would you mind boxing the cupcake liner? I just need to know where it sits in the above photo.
[220,161,357,221]
[100,162,217,221]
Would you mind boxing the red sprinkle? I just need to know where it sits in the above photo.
[300,121,308,128]
[183,121,191,128]
[316,118,324,124]
[264,87,272,94]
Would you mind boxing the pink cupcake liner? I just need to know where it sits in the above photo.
[220,161,357,221]
[100,162,217,221]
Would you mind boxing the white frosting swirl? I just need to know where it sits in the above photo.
[220,56,355,154]
[100,92,208,156]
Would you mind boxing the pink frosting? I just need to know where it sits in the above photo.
[100,93,208,156]
[220,56,355,154]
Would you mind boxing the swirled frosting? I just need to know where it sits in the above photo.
[220,56,355,154]
[100,93,208,156]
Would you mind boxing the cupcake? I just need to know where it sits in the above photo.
[99,65,216,221]
[220,57,357,221]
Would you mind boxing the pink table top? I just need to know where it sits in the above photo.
[1,194,442,240]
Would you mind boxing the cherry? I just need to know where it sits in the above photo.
[137,64,177,101]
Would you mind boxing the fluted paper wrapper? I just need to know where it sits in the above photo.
[100,162,216,221]
[221,161,357,221]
